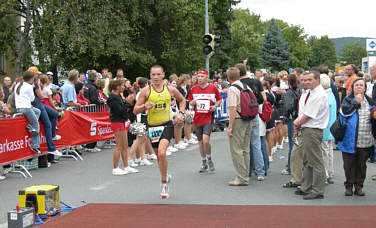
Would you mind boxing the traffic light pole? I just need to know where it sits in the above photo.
[205,0,210,77]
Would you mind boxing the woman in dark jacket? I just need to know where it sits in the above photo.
[107,80,138,176]
[338,78,376,196]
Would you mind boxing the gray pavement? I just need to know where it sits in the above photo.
[1,131,376,225]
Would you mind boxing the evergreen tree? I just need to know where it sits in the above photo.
[259,19,290,71]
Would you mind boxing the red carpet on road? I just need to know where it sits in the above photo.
[42,204,375,228]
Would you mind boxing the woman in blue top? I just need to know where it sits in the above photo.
[338,78,376,196]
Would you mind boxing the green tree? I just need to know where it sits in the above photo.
[33,0,156,79]
[209,0,239,72]
[0,0,43,76]
[230,9,265,69]
[32,0,210,78]
[308,35,337,69]
[340,41,367,66]
[279,24,311,69]
[259,19,290,71]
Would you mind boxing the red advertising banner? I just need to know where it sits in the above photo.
[0,111,113,164]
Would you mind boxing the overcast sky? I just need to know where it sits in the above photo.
[236,0,376,38]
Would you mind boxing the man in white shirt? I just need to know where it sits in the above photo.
[294,71,329,200]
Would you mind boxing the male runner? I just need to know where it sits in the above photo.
[188,70,222,173]
[134,65,186,199]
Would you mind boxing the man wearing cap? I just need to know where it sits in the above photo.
[27,66,62,163]
[188,69,222,173]
[46,71,54,84]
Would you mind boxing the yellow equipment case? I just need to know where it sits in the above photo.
[19,185,60,215]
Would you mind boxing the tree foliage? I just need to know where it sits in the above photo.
[0,0,237,80]
[259,19,290,71]
[230,9,265,69]
[279,24,311,69]
[308,35,337,69]
[209,0,240,72]
[340,41,367,66]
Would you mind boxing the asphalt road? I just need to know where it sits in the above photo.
[1,131,376,225]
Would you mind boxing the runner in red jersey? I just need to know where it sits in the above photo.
[188,70,222,173]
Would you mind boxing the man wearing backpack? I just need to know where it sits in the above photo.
[236,64,267,181]
[226,67,253,186]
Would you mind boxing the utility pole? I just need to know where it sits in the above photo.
[205,0,210,76]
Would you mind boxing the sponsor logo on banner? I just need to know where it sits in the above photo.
[0,110,114,164]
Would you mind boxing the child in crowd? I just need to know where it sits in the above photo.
[40,75,60,110]
[75,82,90,105]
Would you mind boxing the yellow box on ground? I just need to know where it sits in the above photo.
[19,185,60,215]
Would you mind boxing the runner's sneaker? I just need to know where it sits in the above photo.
[166,150,172,156]
[160,183,169,199]
[167,146,178,153]
[271,147,277,155]
[147,154,158,160]
[284,137,289,143]
[277,144,283,150]
[128,159,139,167]
[269,156,273,162]
[187,138,198,144]
[0,175,6,181]
[112,167,128,175]
[179,141,189,147]
[140,158,153,166]
[174,143,186,150]
[191,133,197,140]
[124,166,139,174]
[199,163,208,173]
[208,160,215,171]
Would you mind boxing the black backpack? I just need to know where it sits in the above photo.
[282,89,299,119]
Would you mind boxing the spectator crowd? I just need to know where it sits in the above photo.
[1,63,376,200]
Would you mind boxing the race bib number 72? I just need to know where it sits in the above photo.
[196,100,210,113]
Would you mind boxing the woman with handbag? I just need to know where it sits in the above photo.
[337,78,376,196]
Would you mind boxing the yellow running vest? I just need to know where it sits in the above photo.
[146,85,171,125]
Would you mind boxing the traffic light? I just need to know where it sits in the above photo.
[202,34,221,55]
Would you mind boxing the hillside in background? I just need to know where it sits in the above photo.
[331,37,373,57]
